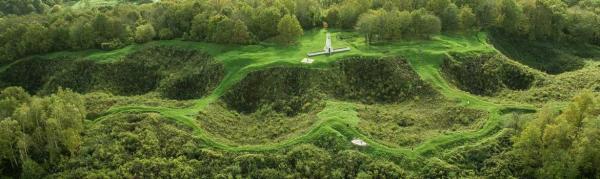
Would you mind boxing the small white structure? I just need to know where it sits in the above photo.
[351,138,368,147]
[324,33,333,54]
[307,33,351,57]
[301,58,314,64]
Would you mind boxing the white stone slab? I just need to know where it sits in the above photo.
[301,58,314,64]
[351,138,368,146]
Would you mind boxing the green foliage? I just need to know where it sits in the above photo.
[0,87,85,178]
[361,160,408,178]
[441,4,460,32]
[277,15,303,44]
[0,0,61,15]
[212,17,252,44]
[356,9,442,43]
[135,24,156,43]
[411,9,442,38]
[420,157,461,178]
[357,100,487,147]
[1,0,599,66]
[197,102,322,145]
[251,7,282,40]
[2,3,598,177]
[294,0,322,28]
[512,92,600,178]
[458,6,477,31]
[158,28,174,40]
[286,144,331,178]
[0,46,225,99]
[523,0,569,40]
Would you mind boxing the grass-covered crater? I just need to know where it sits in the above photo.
[0,46,225,99]
[222,56,437,115]
[356,99,488,147]
[441,52,539,96]
[201,56,438,144]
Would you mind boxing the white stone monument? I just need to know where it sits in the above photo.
[324,33,333,55]
[307,33,351,57]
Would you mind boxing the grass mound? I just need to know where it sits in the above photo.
[0,46,225,99]
[442,52,538,96]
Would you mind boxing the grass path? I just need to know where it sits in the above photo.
[86,30,535,160]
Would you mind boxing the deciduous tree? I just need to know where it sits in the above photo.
[277,14,303,44]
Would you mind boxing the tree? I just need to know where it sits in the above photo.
[286,144,331,178]
[135,24,156,43]
[277,14,303,44]
[566,8,600,43]
[158,28,174,40]
[441,4,460,32]
[252,7,281,40]
[356,10,379,44]
[362,160,408,178]
[513,92,600,178]
[412,10,442,38]
[522,0,568,40]
[0,87,31,118]
[20,23,52,55]
[0,87,86,177]
[294,0,322,28]
[474,0,500,28]
[232,20,252,44]
[211,17,251,44]
[189,13,210,41]
[69,19,96,50]
[325,6,340,28]
[459,6,477,31]
[334,150,371,178]
[337,0,371,29]
[0,120,20,167]
[498,0,526,34]
[426,0,451,16]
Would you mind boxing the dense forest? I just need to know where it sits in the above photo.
[1,0,599,65]
[1,0,600,178]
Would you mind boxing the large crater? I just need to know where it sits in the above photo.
[441,52,537,96]
[221,56,437,116]
[0,46,225,100]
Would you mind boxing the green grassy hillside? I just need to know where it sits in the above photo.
[70,30,534,162]
[2,29,599,178]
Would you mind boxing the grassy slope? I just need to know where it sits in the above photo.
[26,29,535,162]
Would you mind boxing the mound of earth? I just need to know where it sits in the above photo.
[442,52,538,96]
[0,46,225,99]
[221,56,437,116]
